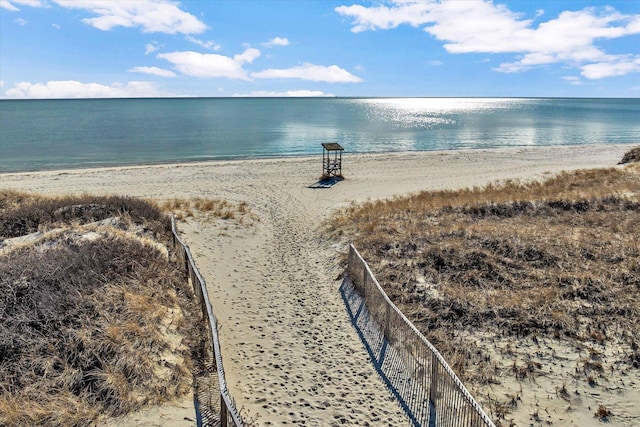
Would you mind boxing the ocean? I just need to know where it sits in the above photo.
[1,97,638,173]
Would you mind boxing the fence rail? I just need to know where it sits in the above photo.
[171,216,244,427]
[346,244,495,427]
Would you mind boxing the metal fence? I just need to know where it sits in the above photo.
[346,244,495,427]
[171,216,244,427]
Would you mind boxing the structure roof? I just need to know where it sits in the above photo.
[321,143,344,151]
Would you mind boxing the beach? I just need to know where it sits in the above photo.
[1,144,636,426]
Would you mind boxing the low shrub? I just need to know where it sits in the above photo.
[0,192,168,239]
[0,192,202,426]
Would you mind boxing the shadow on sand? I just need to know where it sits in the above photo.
[307,176,344,189]
[339,276,436,427]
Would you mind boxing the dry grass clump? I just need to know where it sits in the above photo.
[0,193,202,426]
[161,197,254,223]
[329,166,639,236]
[328,161,639,421]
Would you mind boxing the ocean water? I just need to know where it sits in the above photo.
[1,97,638,172]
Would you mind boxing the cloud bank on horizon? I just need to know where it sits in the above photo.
[1,0,638,98]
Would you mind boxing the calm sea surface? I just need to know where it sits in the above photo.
[1,98,638,172]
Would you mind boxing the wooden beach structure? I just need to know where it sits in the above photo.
[322,142,344,179]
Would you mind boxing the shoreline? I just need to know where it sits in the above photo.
[0,143,635,176]
[2,143,637,426]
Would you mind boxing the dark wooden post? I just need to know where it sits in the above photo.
[220,396,228,427]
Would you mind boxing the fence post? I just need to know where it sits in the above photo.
[384,303,391,341]
[184,248,189,281]
[430,352,438,408]
[362,262,367,300]
[220,394,229,427]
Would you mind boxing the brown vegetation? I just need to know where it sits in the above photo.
[618,146,640,164]
[161,196,255,223]
[0,192,203,426]
[327,152,640,423]
[0,191,168,239]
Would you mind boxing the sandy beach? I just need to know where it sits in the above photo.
[1,144,636,426]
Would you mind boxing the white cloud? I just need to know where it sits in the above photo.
[0,80,4,88]
[3,80,168,99]
[186,36,221,51]
[336,1,640,79]
[53,0,207,34]
[251,63,362,83]
[145,42,160,55]
[52,23,60,29]
[3,0,206,34]
[0,1,19,11]
[422,2,536,54]
[128,66,177,78]
[335,2,434,33]
[263,37,290,48]
[562,76,582,85]
[580,55,640,79]
[15,17,27,25]
[158,48,260,80]
[235,48,261,63]
[14,0,43,6]
[429,60,443,66]
[233,90,335,97]
[1,0,45,11]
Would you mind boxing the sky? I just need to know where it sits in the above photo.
[0,0,639,99]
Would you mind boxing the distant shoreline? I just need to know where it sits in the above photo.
[2,96,640,101]
[2,143,637,175]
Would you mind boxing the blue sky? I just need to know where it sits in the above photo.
[1,0,639,98]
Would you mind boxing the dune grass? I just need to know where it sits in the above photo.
[0,192,203,426]
[327,150,640,422]
[161,196,255,224]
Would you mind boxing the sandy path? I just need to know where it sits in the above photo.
[1,144,633,426]
[177,163,409,426]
